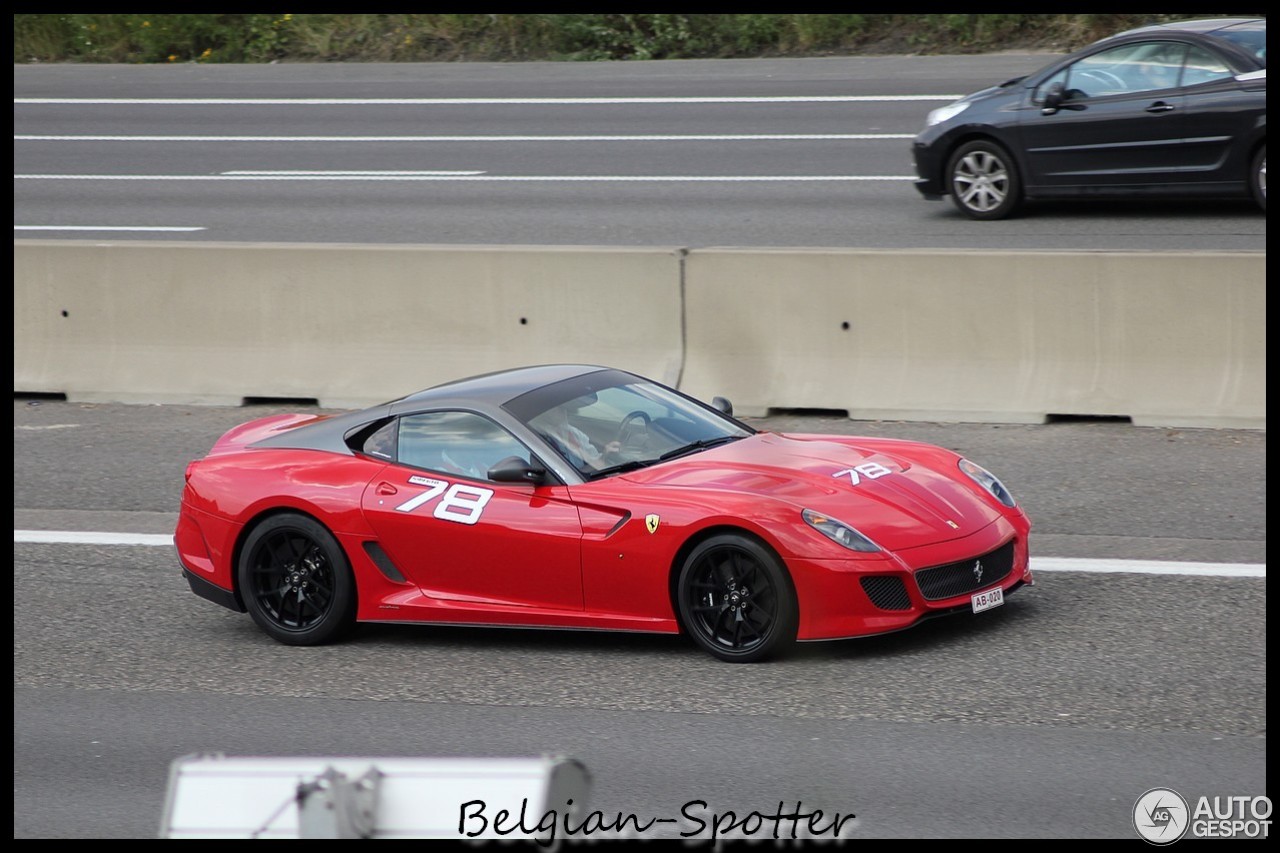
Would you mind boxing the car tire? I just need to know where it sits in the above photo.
[676,533,798,663]
[1249,144,1266,212]
[237,513,357,645]
[946,140,1023,220]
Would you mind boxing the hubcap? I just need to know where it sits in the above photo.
[955,150,1008,212]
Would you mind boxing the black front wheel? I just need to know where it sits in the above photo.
[946,140,1023,221]
[237,513,356,645]
[676,534,798,663]
[1250,144,1266,212]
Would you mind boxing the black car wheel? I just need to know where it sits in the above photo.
[1250,145,1266,212]
[676,534,798,663]
[238,513,356,645]
[947,140,1023,221]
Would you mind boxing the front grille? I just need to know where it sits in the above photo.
[915,539,1015,601]
[860,575,912,611]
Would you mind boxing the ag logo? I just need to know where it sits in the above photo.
[1133,788,1190,845]
[645,514,660,534]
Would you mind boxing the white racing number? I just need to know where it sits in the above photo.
[833,462,893,486]
[395,475,493,525]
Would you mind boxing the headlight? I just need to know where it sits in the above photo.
[926,101,970,127]
[802,508,881,553]
[958,458,1016,507]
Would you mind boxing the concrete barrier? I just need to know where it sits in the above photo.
[14,240,685,408]
[680,248,1265,428]
[14,241,1265,428]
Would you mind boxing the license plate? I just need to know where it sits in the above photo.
[971,586,1004,614]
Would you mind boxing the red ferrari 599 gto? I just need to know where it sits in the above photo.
[176,364,1033,662]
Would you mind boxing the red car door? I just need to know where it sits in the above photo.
[359,410,585,612]
[361,467,584,611]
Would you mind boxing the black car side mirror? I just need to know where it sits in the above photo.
[711,396,734,416]
[487,456,547,484]
[1041,82,1065,113]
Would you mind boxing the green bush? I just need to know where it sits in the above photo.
[13,13,1253,64]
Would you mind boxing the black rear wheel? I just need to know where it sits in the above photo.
[676,534,798,663]
[1250,144,1266,212]
[237,513,356,645]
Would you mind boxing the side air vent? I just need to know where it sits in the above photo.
[362,542,407,583]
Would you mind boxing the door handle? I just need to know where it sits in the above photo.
[1145,102,1176,113]
[377,482,399,495]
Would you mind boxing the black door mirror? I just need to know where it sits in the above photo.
[1041,81,1066,112]
[711,396,734,416]
[487,456,547,484]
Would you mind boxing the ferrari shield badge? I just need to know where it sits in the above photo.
[645,514,660,534]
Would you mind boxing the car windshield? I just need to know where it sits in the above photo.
[502,369,753,479]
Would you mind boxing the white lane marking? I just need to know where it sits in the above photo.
[1031,557,1264,578]
[14,424,81,430]
[15,530,173,546]
[223,170,485,176]
[16,133,915,142]
[14,225,205,232]
[15,173,918,182]
[9,529,1269,576]
[15,95,962,105]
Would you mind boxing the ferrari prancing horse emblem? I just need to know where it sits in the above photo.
[645,514,660,534]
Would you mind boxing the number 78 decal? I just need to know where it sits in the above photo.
[396,476,493,525]
[833,462,893,486]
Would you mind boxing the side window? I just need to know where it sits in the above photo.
[360,420,397,460]
[1033,68,1069,103]
[1130,42,1187,93]
[1063,41,1187,98]
[396,411,532,482]
[1180,45,1234,87]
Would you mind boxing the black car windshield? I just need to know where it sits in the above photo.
[503,369,753,479]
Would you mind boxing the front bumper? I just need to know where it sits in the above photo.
[790,517,1033,640]
[912,140,946,199]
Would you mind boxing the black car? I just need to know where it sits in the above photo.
[912,17,1266,220]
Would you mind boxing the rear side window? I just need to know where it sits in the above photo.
[1214,23,1267,67]
[396,410,532,482]
[1181,44,1234,86]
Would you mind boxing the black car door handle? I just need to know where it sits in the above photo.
[1145,102,1176,113]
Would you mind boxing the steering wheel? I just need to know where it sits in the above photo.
[615,410,652,450]
[1078,69,1126,94]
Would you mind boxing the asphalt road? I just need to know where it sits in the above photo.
[12,400,1266,839]
[14,57,1268,251]
[11,52,1268,841]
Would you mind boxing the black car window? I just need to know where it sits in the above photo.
[1214,22,1266,67]
[395,410,532,482]
[1063,42,1188,98]
[359,419,397,460]
[1181,44,1235,87]
[1033,68,1069,103]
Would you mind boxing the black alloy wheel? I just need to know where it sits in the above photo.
[676,534,798,663]
[237,513,356,645]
